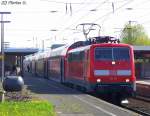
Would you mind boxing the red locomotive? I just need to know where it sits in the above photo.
[24,36,136,103]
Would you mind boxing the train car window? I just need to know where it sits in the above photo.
[95,47,112,60]
[113,47,130,61]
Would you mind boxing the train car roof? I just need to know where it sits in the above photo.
[50,44,70,57]
[33,50,51,60]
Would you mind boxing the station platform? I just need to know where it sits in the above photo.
[136,78,150,97]
[22,73,138,116]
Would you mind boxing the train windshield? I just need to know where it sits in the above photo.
[95,47,130,61]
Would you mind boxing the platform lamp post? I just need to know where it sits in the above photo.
[0,12,11,102]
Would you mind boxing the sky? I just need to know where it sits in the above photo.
[1,0,150,49]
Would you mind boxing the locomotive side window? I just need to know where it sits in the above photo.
[95,48,112,60]
[71,51,80,61]
[68,53,73,62]
[68,51,85,62]
[95,47,130,61]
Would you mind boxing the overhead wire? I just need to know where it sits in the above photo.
[40,0,108,4]
[56,0,134,39]
[71,0,90,15]
[34,0,130,41]
[45,0,91,34]
[126,0,150,25]
[87,0,134,37]
[92,0,134,23]
[109,0,150,31]
[56,0,110,36]
[41,0,129,4]
[40,0,150,41]
[36,0,107,40]
[87,0,135,37]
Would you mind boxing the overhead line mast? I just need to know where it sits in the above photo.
[0,12,11,83]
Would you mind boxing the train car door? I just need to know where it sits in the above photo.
[83,50,88,82]
[60,58,65,83]
[35,61,37,76]
[44,60,48,79]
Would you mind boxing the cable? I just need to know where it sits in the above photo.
[41,0,128,4]
[125,0,150,20]
[41,0,145,41]
[71,0,89,15]
[55,0,133,39]
[93,0,134,23]
[57,0,109,35]
[40,0,108,4]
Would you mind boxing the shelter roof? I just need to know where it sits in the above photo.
[2,48,38,55]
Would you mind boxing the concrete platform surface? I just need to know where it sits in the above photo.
[136,79,150,85]
[23,73,139,116]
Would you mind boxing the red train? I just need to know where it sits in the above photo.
[24,36,136,103]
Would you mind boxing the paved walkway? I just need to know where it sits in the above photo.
[23,73,139,116]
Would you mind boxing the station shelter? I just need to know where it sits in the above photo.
[134,46,150,79]
[0,48,38,77]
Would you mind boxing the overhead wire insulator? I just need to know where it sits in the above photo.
[66,3,68,14]
[70,3,72,16]
[112,2,115,13]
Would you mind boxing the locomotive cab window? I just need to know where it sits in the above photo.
[95,47,130,61]
[113,47,130,61]
[68,51,85,62]
[95,48,112,60]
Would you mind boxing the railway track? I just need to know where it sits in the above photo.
[135,95,150,103]
[92,93,150,116]
[122,105,150,116]
[121,96,150,116]
[65,83,150,116]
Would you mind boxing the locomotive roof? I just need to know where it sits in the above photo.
[68,42,132,53]
[68,45,91,53]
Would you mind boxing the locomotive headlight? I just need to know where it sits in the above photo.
[97,79,101,83]
[112,61,116,65]
[125,79,130,82]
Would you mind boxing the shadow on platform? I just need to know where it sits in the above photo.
[23,73,83,95]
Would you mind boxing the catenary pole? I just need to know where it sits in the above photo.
[0,12,11,83]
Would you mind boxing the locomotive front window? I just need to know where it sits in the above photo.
[95,47,130,61]
[95,48,112,60]
[113,47,130,61]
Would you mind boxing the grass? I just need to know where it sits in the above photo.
[0,100,56,116]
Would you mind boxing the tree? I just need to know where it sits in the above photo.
[120,22,150,45]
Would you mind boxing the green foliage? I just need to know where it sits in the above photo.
[0,101,56,116]
[121,23,150,45]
